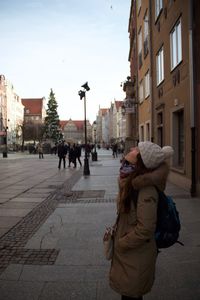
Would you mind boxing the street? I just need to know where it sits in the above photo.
[0,149,200,299]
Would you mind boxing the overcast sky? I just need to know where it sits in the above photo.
[0,0,131,123]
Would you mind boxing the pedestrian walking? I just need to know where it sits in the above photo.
[75,144,82,167]
[112,143,118,158]
[37,143,44,159]
[57,141,67,169]
[68,144,76,168]
[109,141,174,300]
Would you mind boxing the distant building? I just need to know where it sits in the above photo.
[0,75,7,145]
[0,75,24,150]
[21,98,46,124]
[113,100,125,142]
[60,119,92,144]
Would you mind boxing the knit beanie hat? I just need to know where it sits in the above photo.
[138,141,174,169]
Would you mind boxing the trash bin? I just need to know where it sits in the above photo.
[3,152,7,158]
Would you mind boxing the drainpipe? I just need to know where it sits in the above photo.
[149,0,154,142]
[189,0,196,196]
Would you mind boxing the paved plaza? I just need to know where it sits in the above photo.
[0,149,200,299]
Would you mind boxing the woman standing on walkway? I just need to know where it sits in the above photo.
[109,142,174,300]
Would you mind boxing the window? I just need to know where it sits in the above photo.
[143,11,149,58]
[157,112,163,147]
[140,124,144,141]
[146,122,150,141]
[137,0,141,15]
[144,11,149,40]
[170,19,182,70]
[156,46,164,85]
[138,27,143,68]
[138,27,142,55]
[155,0,163,19]
[144,70,150,98]
[139,80,144,103]
[138,28,142,55]
[173,109,184,168]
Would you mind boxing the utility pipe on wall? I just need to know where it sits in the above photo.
[189,0,196,196]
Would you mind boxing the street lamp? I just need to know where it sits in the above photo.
[92,121,98,161]
[78,82,90,176]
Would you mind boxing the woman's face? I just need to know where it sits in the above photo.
[129,147,139,164]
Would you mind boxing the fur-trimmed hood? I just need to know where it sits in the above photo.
[131,162,169,192]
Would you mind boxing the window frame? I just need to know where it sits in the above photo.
[137,0,142,15]
[170,19,182,70]
[139,79,144,103]
[138,27,142,55]
[155,0,163,20]
[139,124,144,142]
[143,10,149,40]
[156,46,164,86]
[145,121,151,141]
[144,70,150,98]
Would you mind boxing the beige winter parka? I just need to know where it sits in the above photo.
[109,163,169,297]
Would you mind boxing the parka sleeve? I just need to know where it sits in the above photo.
[118,186,158,249]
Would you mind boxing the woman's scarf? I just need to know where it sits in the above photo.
[119,160,136,179]
[118,160,138,212]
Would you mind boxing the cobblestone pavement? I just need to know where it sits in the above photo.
[0,154,82,274]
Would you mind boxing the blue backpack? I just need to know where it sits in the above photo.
[155,189,183,249]
[134,188,183,249]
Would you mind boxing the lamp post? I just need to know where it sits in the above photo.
[78,82,90,176]
[92,121,98,161]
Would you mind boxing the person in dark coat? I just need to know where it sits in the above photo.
[57,141,67,169]
[68,144,76,168]
[112,143,118,158]
[74,144,82,167]
[37,143,44,159]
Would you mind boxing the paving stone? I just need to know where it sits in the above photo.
[0,192,19,198]
[0,216,21,228]
[0,202,39,209]
[19,193,51,198]
[97,280,120,300]
[0,208,32,217]
[0,228,11,238]
[19,265,86,281]
[10,197,45,203]
[29,188,54,194]
[39,281,96,300]
[0,199,9,204]
[0,264,23,280]
[1,186,27,191]
[0,280,44,300]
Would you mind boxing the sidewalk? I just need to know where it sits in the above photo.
[0,149,200,299]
